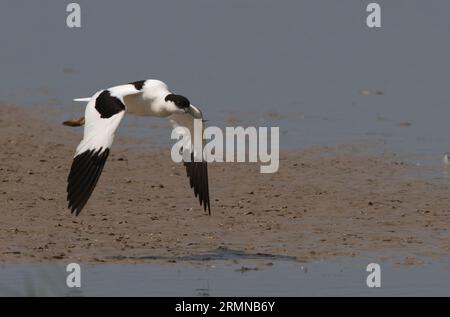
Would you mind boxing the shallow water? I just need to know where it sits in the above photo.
[2,1,450,161]
[1,255,449,296]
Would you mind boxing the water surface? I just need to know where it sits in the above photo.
[1,255,449,296]
[1,1,450,158]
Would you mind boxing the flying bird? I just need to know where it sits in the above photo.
[64,79,210,216]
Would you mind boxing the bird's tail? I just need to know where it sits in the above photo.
[73,97,91,102]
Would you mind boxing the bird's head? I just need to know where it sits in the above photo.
[165,94,203,119]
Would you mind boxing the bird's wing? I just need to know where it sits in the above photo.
[67,87,138,216]
[169,107,211,215]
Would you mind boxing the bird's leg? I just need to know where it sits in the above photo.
[63,116,86,127]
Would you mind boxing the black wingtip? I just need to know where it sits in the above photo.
[67,148,110,216]
[184,158,211,216]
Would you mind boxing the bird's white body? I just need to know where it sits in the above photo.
[79,80,176,117]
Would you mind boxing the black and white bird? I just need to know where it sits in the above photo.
[64,79,210,216]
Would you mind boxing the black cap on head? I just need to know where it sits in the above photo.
[165,94,190,109]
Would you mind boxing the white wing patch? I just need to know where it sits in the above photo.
[75,98,125,156]
[170,113,203,161]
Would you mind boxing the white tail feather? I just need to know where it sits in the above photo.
[73,97,91,102]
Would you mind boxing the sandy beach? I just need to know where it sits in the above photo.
[0,104,449,265]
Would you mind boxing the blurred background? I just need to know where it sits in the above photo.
[1,0,449,155]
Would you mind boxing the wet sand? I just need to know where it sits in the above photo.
[0,104,449,265]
